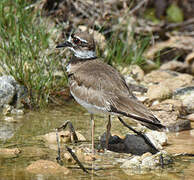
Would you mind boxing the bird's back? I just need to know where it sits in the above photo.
[68,59,163,130]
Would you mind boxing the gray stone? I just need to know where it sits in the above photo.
[151,101,191,132]
[0,76,15,106]
[0,75,27,109]
[166,119,191,132]
[121,151,173,172]
[145,131,168,150]
[0,148,21,158]
[120,156,141,169]
[26,160,70,175]
[146,73,193,101]
[173,86,194,113]
[160,60,187,72]
[186,113,194,122]
[0,121,21,140]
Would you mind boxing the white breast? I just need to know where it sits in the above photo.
[66,63,71,73]
[70,91,111,115]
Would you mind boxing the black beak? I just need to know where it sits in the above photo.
[56,41,72,48]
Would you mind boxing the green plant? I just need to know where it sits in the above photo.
[105,30,150,67]
[0,0,67,108]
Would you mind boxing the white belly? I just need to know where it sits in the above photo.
[71,91,110,115]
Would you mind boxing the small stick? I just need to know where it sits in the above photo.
[57,120,78,143]
[174,153,194,157]
[66,145,89,173]
[159,154,164,169]
[56,121,79,162]
[56,129,61,162]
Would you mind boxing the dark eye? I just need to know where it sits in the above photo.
[73,37,80,44]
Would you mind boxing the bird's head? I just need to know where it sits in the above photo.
[56,31,96,59]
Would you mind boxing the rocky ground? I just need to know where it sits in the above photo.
[122,63,194,132]
[1,0,194,177]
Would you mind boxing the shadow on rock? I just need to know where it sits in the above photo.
[100,132,158,155]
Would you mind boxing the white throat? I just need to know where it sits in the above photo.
[69,47,96,59]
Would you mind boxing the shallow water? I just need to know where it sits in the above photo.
[0,101,194,180]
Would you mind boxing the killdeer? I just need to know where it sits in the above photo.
[56,31,165,155]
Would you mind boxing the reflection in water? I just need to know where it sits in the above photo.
[0,119,22,141]
[0,102,194,180]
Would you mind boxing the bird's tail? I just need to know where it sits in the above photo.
[112,108,165,131]
[125,113,165,131]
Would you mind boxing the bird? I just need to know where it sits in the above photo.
[56,31,165,156]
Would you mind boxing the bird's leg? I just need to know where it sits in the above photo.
[106,115,111,150]
[91,114,95,156]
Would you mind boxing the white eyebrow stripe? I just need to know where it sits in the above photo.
[74,36,88,43]
[67,36,71,42]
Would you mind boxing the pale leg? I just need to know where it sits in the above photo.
[106,115,111,149]
[91,114,95,155]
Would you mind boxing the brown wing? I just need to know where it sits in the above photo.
[71,60,131,95]
[69,60,164,130]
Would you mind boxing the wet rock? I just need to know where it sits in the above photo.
[186,113,194,122]
[10,108,24,115]
[173,86,194,113]
[0,148,21,158]
[3,116,17,122]
[141,152,152,159]
[43,130,86,144]
[100,132,159,155]
[2,104,13,115]
[160,60,187,72]
[141,151,172,170]
[145,131,168,149]
[0,76,15,106]
[167,120,191,132]
[26,160,70,175]
[151,101,191,132]
[63,145,98,163]
[121,156,141,169]
[63,152,75,163]
[0,121,21,140]
[43,131,70,144]
[76,148,97,161]
[0,75,27,109]
[147,73,193,101]
[2,104,24,115]
[121,151,173,172]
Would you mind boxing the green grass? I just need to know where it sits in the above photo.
[0,0,152,108]
[0,0,67,108]
[104,31,150,67]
